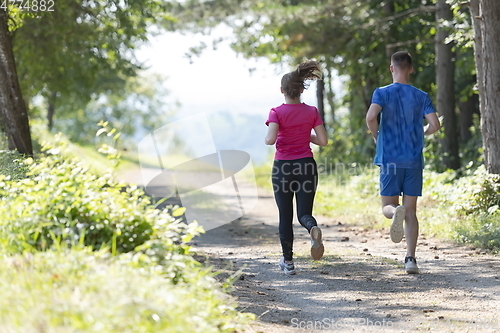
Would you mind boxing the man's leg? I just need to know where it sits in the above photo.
[382,195,406,243]
[381,195,400,219]
[402,195,418,258]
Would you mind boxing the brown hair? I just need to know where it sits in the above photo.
[391,51,412,69]
[281,60,322,99]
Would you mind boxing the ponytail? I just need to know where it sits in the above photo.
[281,59,321,99]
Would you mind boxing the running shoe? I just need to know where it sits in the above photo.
[405,256,419,274]
[278,257,296,275]
[310,226,324,260]
[390,205,406,243]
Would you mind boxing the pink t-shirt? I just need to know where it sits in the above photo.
[266,103,323,160]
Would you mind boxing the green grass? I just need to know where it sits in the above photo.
[314,169,385,227]
[0,124,257,332]
[255,160,500,252]
[255,162,386,227]
[0,249,253,333]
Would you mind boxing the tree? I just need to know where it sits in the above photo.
[54,73,177,147]
[470,0,500,174]
[436,0,460,170]
[13,0,175,131]
[0,8,32,155]
[173,0,481,169]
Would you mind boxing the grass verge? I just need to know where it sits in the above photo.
[0,125,256,332]
[254,161,500,253]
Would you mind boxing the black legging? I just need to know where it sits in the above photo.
[272,157,319,261]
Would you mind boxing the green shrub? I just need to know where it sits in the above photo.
[425,166,500,215]
[454,212,500,251]
[0,149,29,180]
[416,166,500,251]
[460,168,500,215]
[0,128,256,332]
[0,249,253,332]
[0,143,199,257]
[0,153,150,253]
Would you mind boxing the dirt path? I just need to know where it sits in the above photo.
[191,189,500,333]
[118,168,500,332]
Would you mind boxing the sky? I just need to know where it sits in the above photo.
[135,27,318,118]
[134,28,319,165]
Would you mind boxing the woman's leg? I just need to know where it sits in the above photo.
[295,158,319,231]
[272,160,295,261]
[294,158,324,260]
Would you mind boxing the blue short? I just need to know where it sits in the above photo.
[379,167,423,197]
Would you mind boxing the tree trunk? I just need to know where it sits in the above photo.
[316,78,325,152]
[436,0,460,170]
[316,78,325,126]
[324,65,336,127]
[458,93,478,143]
[47,91,57,131]
[0,9,33,156]
[383,0,397,58]
[472,0,500,174]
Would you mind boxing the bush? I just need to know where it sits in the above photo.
[0,249,253,333]
[0,153,152,253]
[454,213,500,251]
[420,166,500,251]
[0,149,29,180]
[0,139,199,257]
[425,166,500,215]
[0,130,255,332]
[460,168,500,215]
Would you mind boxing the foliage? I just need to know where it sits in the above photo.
[454,167,500,215]
[317,117,374,166]
[0,149,29,180]
[173,0,482,171]
[0,134,200,255]
[421,165,500,251]
[52,73,177,146]
[424,165,500,215]
[95,120,123,169]
[10,0,176,133]
[454,213,500,251]
[0,248,254,332]
[0,129,255,331]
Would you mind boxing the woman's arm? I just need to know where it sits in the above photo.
[310,124,328,146]
[265,122,279,145]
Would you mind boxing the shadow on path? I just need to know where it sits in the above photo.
[191,194,500,332]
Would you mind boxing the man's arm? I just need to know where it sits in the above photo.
[424,112,440,135]
[366,103,382,142]
[265,122,279,145]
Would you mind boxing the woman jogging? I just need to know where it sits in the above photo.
[265,59,328,275]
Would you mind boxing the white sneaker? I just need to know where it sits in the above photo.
[310,226,324,260]
[405,256,419,274]
[278,257,296,275]
[390,205,406,243]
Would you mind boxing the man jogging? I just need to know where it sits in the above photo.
[366,51,440,274]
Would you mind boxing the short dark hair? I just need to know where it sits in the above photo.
[391,51,412,69]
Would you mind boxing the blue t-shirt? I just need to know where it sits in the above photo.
[371,83,436,169]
